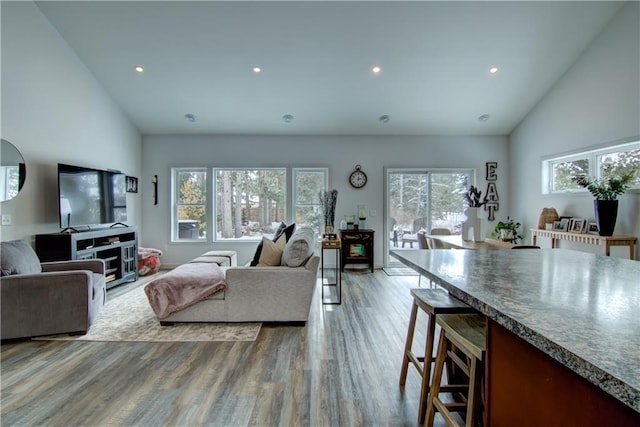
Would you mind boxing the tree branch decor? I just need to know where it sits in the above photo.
[319,189,338,232]
[464,185,486,208]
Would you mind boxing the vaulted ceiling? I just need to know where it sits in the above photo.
[35,1,624,136]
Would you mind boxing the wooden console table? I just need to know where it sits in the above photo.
[340,229,374,272]
[530,229,636,259]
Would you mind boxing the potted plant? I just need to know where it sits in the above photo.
[492,217,522,244]
[461,185,486,242]
[572,172,636,236]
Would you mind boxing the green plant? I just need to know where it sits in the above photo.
[491,216,522,244]
[464,185,486,208]
[571,172,636,200]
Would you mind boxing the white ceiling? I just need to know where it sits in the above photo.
[35,1,624,136]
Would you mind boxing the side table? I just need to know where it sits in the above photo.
[340,229,375,273]
[321,239,341,305]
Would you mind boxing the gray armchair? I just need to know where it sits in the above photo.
[1,240,106,340]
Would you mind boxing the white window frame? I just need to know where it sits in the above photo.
[542,139,640,195]
[213,167,288,242]
[171,167,208,242]
[292,167,329,236]
[170,166,329,243]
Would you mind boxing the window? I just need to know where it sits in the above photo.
[429,171,474,233]
[387,169,472,235]
[171,166,329,242]
[293,168,328,235]
[172,168,207,241]
[543,140,640,194]
[215,168,287,241]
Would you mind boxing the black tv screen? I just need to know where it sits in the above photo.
[58,163,127,229]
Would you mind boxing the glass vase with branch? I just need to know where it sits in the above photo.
[319,189,338,236]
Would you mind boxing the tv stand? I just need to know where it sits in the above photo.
[36,227,138,289]
[60,227,79,234]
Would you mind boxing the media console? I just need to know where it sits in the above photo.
[340,229,374,272]
[36,227,138,289]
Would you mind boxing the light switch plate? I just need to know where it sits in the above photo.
[2,214,11,225]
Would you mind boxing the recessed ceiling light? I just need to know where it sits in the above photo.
[252,66,262,73]
[372,65,382,74]
[184,113,197,122]
[379,115,390,123]
[478,114,491,122]
[134,65,144,73]
[282,114,294,123]
[489,66,499,74]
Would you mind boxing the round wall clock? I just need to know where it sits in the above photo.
[349,165,368,189]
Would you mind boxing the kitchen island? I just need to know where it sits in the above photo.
[391,248,640,425]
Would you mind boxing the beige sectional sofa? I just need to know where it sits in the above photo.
[158,226,320,325]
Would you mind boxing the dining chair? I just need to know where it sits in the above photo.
[430,228,452,236]
[417,231,429,249]
[416,231,432,287]
[426,236,448,250]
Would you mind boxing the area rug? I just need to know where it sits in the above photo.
[34,286,261,343]
[382,267,419,276]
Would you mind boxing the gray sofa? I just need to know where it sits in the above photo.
[1,240,106,340]
[159,226,320,324]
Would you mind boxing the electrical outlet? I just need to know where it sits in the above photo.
[370,209,377,217]
[2,214,12,225]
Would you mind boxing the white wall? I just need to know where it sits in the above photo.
[0,2,142,244]
[509,2,639,259]
[141,134,508,266]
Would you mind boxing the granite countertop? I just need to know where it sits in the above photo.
[391,248,640,413]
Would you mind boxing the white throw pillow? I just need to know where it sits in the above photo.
[281,226,315,267]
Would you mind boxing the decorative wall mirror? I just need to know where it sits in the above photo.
[1,139,26,202]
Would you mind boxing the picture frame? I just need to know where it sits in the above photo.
[125,176,138,193]
[587,222,599,234]
[570,218,587,233]
[349,243,366,257]
[555,218,570,232]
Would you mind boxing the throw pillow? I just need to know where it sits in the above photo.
[281,226,315,267]
[275,222,296,242]
[0,240,42,276]
[250,222,295,266]
[257,234,287,266]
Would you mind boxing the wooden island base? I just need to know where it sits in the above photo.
[487,321,640,426]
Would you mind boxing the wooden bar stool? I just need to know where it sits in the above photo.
[426,313,486,427]
[399,288,476,424]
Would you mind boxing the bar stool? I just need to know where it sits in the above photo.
[399,288,476,424]
[426,313,486,427]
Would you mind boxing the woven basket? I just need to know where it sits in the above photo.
[538,207,559,229]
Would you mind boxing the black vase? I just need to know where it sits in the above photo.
[594,200,618,236]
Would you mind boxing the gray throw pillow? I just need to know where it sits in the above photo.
[0,240,42,276]
[281,226,315,267]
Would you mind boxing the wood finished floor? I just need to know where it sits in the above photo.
[1,269,447,426]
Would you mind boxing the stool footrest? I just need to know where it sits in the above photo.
[436,400,468,412]
[407,353,425,376]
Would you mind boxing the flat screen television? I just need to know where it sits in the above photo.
[58,163,127,230]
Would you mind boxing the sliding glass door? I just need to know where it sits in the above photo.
[384,168,473,266]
